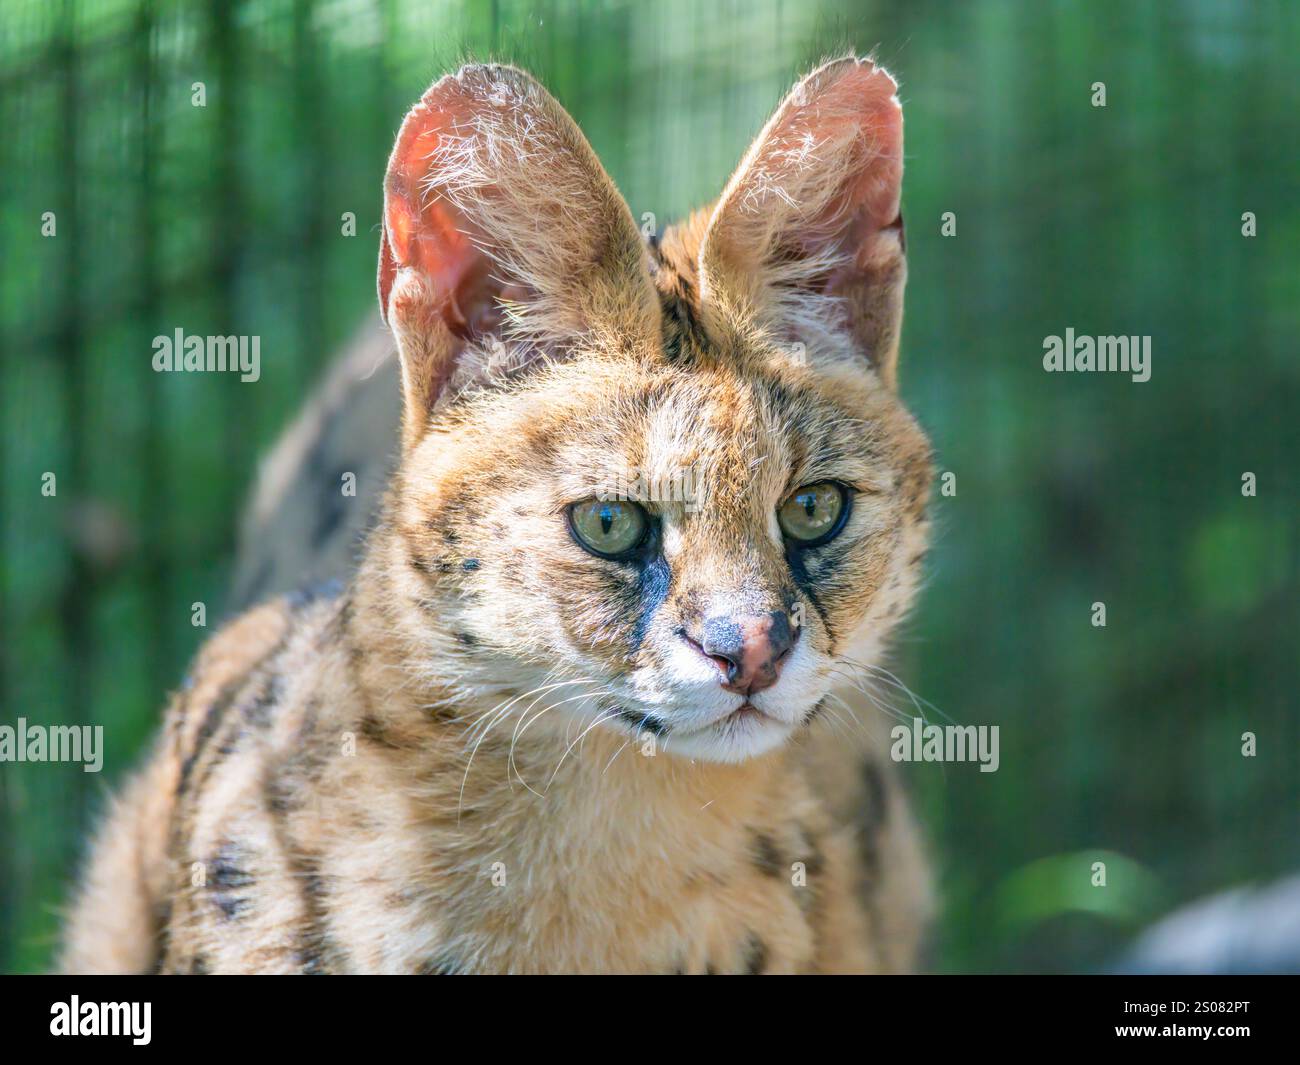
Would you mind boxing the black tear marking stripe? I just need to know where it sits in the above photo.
[630,553,672,655]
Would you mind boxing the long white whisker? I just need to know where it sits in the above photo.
[543,707,624,793]
[505,680,598,792]
[509,687,614,796]
[848,658,954,726]
[464,678,587,747]
[601,737,632,775]
[457,678,592,822]
[828,667,914,726]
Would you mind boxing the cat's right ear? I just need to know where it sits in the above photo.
[378,64,657,450]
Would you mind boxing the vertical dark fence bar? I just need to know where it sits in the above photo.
[55,0,91,837]
[294,0,325,394]
[210,0,243,555]
[0,5,11,974]
[136,0,168,704]
[378,0,399,149]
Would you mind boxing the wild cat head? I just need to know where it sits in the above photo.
[377,59,931,763]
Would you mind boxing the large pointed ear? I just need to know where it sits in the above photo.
[378,64,658,450]
[699,57,907,389]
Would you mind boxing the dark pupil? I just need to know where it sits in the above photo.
[599,505,615,536]
[801,494,817,518]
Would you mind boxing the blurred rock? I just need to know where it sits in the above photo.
[1119,875,1300,974]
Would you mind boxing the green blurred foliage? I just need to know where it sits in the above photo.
[1,0,1297,973]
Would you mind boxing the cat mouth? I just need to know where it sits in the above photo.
[729,702,767,721]
[616,694,803,763]
[607,697,801,753]
[713,700,788,733]
[667,700,778,739]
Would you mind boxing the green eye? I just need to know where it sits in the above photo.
[568,499,649,559]
[778,482,849,546]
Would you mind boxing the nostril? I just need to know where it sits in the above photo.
[678,627,737,680]
[707,653,737,680]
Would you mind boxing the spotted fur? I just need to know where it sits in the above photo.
[62,57,933,974]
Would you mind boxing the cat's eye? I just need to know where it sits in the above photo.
[568,499,649,559]
[778,482,850,547]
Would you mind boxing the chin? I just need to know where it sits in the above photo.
[661,707,798,764]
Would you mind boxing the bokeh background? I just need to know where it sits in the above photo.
[1,0,1297,973]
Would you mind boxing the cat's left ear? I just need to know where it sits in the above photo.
[699,56,906,389]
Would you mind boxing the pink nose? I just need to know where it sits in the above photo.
[686,611,796,695]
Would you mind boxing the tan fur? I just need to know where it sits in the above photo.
[62,58,933,974]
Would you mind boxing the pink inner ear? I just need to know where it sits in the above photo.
[798,61,904,273]
[378,100,503,339]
